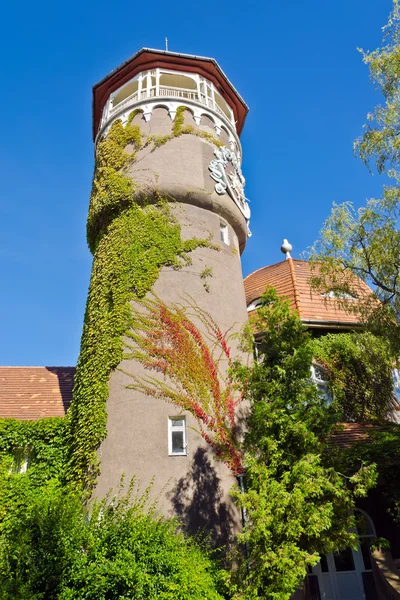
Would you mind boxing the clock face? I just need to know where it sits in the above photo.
[209,146,251,236]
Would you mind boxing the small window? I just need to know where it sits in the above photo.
[220,223,229,245]
[168,417,187,456]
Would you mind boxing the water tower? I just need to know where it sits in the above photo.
[72,48,250,538]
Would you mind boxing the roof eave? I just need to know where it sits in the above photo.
[92,47,248,140]
[300,319,363,329]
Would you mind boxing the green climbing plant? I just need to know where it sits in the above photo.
[0,417,67,535]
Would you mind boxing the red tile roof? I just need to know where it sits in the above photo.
[329,423,376,449]
[0,367,75,420]
[244,259,372,326]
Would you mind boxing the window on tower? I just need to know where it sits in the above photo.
[220,223,229,245]
[168,417,187,456]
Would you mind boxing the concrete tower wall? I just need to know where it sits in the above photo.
[94,107,248,539]
[96,202,247,539]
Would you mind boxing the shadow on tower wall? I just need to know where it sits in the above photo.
[169,447,236,550]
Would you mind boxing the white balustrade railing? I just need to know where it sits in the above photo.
[214,103,228,119]
[107,91,139,119]
[159,87,198,101]
[104,86,233,125]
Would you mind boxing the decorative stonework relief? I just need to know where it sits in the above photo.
[208,147,251,236]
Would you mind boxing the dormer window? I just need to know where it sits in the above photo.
[247,298,262,312]
[321,290,358,300]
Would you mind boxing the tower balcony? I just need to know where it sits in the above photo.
[98,67,238,141]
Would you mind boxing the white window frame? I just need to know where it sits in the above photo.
[168,417,188,456]
[312,509,376,599]
[220,222,229,245]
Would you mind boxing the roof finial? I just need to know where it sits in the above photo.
[165,37,169,51]
[280,238,293,259]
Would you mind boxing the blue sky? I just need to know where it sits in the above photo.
[0,0,393,365]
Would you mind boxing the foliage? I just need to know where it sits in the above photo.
[313,332,394,422]
[87,109,143,252]
[0,418,67,536]
[67,106,221,487]
[331,423,400,522]
[309,1,400,352]
[230,289,376,600]
[355,0,400,176]
[0,418,66,484]
[124,295,244,475]
[309,199,400,351]
[121,287,383,598]
[0,479,228,600]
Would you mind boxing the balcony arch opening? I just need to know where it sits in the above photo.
[219,124,231,146]
[199,113,215,136]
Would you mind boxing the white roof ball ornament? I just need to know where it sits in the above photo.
[280,239,293,259]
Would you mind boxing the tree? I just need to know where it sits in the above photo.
[0,411,228,599]
[313,331,394,422]
[230,290,376,600]
[309,1,400,353]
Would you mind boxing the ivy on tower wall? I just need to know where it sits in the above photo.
[66,106,221,487]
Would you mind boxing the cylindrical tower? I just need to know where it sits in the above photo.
[69,48,250,540]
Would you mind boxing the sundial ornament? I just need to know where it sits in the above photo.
[208,147,251,237]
